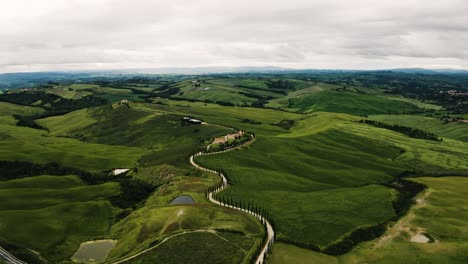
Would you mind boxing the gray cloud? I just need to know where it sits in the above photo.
[1,0,468,72]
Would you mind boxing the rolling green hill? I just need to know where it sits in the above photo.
[288,91,421,115]
[195,111,468,249]
[370,114,468,142]
[1,73,467,263]
[270,177,468,264]
[0,175,119,262]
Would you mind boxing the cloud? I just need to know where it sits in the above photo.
[1,0,468,72]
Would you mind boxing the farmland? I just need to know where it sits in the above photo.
[0,71,467,263]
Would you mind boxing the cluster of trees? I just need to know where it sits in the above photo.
[241,119,262,125]
[383,177,427,217]
[272,119,295,130]
[324,177,427,255]
[323,223,387,255]
[0,160,155,209]
[210,192,277,263]
[265,80,296,92]
[200,160,277,264]
[0,91,107,112]
[360,120,442,141]
[248,233,274,264]
[13,114,48,130]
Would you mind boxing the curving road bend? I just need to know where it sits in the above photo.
[190,136,275,264]
[0,246,27,264]
[0,135,273,264]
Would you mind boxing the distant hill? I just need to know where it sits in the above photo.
[2,67,468,90]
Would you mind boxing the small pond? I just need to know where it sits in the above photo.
[169,195,195,205]
[72,239,117,263]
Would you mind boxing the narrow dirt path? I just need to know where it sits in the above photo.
[190,135,275,264]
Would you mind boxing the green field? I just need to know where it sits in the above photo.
[0,124,144,171]
[127,232,246,264]
[270,177,468,264]
[1,73,467,263]
[0,101,45,125]
[288,91,421,115]
[195,111,468,248]
[0,175,119,262]
[370,114,468,142]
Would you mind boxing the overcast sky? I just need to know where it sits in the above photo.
[1,0,468,73]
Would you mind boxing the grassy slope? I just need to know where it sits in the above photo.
[108,205,264,262]
[289,91,421,115]
[174,80,256,105]
[370,114,468,142]
[127,232,245,264]
[36,108,97,136]
[0,124,144,171]
[0,101,45,125]
[195,110,468,248]
[0,175,119,262]
[38,105,232,170]
[270,177,468,264]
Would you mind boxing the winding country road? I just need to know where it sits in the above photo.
[0,246,27,264]
[0,133,274,264]
[190,135,275,264]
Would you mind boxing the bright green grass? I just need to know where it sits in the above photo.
[108,205,264,261]
[37,105,231,170]
[174,81,257,105]
[270,177,468,264]
[289,91,421,115]
[269,242,337,264]
[0,175,83,189]
[0,124,145,171]
[136,100,301,137]
[0,175,119,262]
[383,96,443,110]
[64,83,144,103]
[0,101,45,125]
[195,112,468,248]
[0,182,119,211]
[370,114,468,142]
[126,232,245,264]
[36,107,97,136]
[45,87,92,99]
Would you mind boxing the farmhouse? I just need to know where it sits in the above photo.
[213,130,245,144]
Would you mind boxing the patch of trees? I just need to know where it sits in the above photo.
[234,84,286,95]
[359,120,442,141]
[272,119,295,130]
[383,177,427,217]
[323,177,426,255]
[153,86,181,98]
[13,114,48,130]
[251,99,268,108]
[238,91,274,100]
[323,223,387,255]
[130,88,150,94]
[215,100,235,106]
[0,91,108,113]
[264,80,295,92]
[241,119,262,125]
[0,160,155,209]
